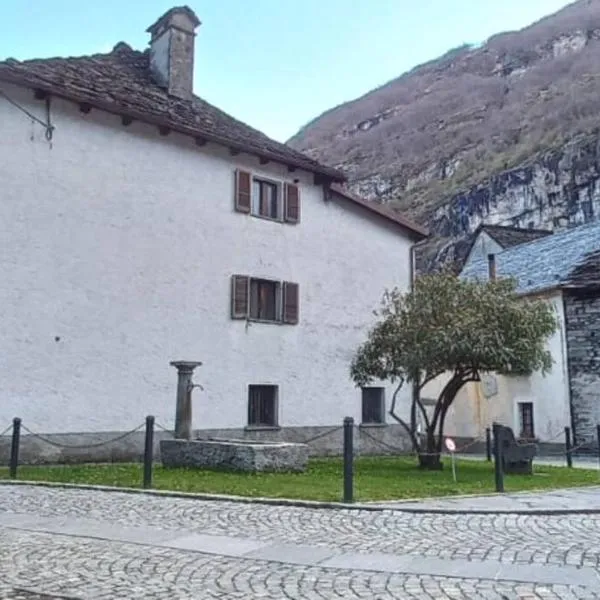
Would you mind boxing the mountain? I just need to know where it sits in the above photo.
[287,0,600,270]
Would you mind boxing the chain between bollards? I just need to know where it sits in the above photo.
[9,417,21,479]
[492,423,504,493]
[143,415,155,489]
[343,416,354,503]
[565,426,573,468]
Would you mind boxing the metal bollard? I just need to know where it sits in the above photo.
[597,425,600,471]
[565,426,573,468]
[143,415,155,489]
[485,427,492,462]
[492,423,504,493]
[343,417,354,503]
[9,417,21,479]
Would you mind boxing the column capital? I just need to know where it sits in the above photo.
[170,361,202,374]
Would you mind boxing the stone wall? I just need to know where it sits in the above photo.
[564,290,600,446]
[0,424,412,465]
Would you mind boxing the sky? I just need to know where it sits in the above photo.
[1,0,574,142]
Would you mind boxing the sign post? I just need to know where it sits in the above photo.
[445,437,457,483]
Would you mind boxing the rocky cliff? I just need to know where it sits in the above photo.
[287,0,600,270]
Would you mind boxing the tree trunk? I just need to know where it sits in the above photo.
[418,428,443,470]
[418,452,443,470]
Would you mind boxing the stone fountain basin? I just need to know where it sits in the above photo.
[160,437,309,472]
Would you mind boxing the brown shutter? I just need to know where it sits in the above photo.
[284,183,300,223]
[235,170,251,213]
[282,281,299,324]
[231,275,249,319]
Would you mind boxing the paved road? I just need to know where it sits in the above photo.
[1,484,600,599]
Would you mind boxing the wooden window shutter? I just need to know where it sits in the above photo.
[231,275,249,319]
[235,170,251,213]
[284,183,300,223]
[282,281,299,324]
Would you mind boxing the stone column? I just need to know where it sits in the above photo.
[170,361,202,440]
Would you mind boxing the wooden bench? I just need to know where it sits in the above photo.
[494,422,537,475]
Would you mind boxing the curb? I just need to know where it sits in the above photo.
[1,480,600,515]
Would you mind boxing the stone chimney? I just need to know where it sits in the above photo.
[146,6,201,100]
[487,253,496,281]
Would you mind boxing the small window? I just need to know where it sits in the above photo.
[361,387,385,424]
[252,178,279,219]
[248,385,278,427]
[249,279,280,322]
[231,275,299,325]
[518,402,535,439]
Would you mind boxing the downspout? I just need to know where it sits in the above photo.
[561,290,577,444]
[410,243,420,436]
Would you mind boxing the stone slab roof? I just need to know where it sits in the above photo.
[481,224,552,248]
[461,220,600,294]
[0,43,344,181]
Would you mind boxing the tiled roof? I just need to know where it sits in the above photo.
[330,184,428,240]
[460,220,600,294]
[0,43,344,181]
[481,224,552,248]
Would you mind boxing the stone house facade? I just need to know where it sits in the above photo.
[441,221,600,448]
[0,7,426,462]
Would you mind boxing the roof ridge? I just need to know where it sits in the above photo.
[482,223,552,235]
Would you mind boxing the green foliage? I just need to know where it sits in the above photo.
[351,270,557,388]
[1,459,597,502]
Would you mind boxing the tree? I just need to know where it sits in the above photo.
[350,270,557,470]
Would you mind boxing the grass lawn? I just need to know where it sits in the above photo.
[1,457,599,502]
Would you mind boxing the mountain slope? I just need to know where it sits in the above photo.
[288,0,600,242]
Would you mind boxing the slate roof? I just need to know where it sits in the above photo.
[330,184,428,240]
[0,43,344,181]
[481,224,552,248]
[460,220,600,295]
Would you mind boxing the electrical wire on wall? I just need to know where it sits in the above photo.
[0,88,54,141]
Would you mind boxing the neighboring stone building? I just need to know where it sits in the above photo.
[439,221,600,447]
[0,6,426,462]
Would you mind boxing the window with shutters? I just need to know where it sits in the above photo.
[231,275,299,325]
[518,402,535,439]
[234,170,300,224]
[248,385,278,427]
[361,387,385,425]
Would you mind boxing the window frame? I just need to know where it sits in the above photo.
[247,384,279,429]
[248,278,281,323]
[361,387,386,426]
[518,402,535,439]
[251,176,282,222]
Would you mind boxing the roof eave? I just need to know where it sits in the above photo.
[330,184,428,240]
[0,71,346,183]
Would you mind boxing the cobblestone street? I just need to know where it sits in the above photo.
[1,484,599,599]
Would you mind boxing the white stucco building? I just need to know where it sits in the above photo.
[0,6,426,460]
[433,222,600,448]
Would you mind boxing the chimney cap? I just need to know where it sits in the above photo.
[146,5,201,36]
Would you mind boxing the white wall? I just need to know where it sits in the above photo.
[462,231,503,272]
[423,293,571,443]
[0,83,414,433]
